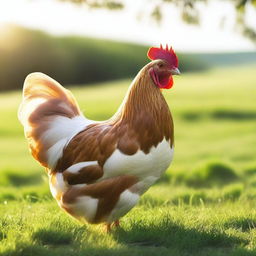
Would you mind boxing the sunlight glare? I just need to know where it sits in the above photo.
[0,0,255,52]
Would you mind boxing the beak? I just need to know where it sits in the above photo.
[169,68,180,75]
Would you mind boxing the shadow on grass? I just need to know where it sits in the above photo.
[181,110,256,121]
[4,244,256,256]
[182,162,238,188]
[113,219,246,252]
[0,169,43,187]
[32,229,73,245]
[1,216,255,256]
[211,110,256,120]
[224,217,256,232]
[2,221,255,256]
[2,245,172,256]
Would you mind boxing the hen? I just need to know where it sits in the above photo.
[18,45,180,231]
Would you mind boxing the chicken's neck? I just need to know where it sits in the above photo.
[112,68,174,149]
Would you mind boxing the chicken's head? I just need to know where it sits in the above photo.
[147,45,180,89]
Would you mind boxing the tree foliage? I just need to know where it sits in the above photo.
[0,25,205,91]
[59,0,256,43]
[59,0,123,9]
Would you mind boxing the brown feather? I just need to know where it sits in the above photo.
[56,62,174,172]
[62,175,138,223]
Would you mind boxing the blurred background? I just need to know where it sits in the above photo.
[0,0,256,91]
[1,1,256,254]
[0,0,256,211]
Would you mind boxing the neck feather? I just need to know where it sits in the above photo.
[112,66,174,149]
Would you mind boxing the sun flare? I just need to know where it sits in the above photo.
[0,0,255,52]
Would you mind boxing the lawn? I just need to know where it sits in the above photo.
[0,64,256,256]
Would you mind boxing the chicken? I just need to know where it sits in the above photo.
[18,45,180,231]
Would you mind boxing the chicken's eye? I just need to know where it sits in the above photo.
[158,63,164,68]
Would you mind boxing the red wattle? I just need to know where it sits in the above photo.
[149,68,173,89]
[165,76,173,89]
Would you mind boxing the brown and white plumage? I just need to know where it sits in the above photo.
[18,46,179,229]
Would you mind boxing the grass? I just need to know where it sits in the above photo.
[0,64,256,255]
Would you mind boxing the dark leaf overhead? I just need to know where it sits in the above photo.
[56,0,256,43]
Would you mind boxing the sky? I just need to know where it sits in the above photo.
[0,0,255,52]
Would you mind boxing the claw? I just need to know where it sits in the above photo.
[104,220,120,233]
[105,223,112,233]
[113,220,120,227]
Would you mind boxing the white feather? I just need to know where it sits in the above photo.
[107,190,139,223]
[66,161,98,173]
[18,98,47,127]
[130,176,158,194]
[103,138,174,193]
[68,195,98,223]
[49,173,66,200]
[44,116,94,169]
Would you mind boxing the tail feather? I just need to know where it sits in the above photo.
[18,72,91,169]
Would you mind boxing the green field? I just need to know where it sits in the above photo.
[0,65,256,256]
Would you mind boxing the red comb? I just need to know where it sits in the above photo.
[147,44,178,68]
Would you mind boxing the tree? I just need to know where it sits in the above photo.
[58,0,256,43]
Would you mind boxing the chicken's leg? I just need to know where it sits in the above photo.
[104,220,120,233]
[113,220,120,227]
